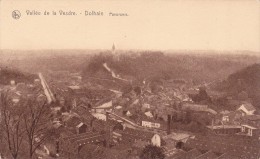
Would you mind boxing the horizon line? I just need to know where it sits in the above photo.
[0,49,260,57]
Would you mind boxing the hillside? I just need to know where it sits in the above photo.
[0,50,93,74]
[0,67,37,85]
[213,63,260,109]
[82,51,260,85]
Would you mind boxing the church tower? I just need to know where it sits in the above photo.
[112,43,119,61]
[112,43,115,54]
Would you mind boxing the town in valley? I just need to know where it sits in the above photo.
[0,46,260,159]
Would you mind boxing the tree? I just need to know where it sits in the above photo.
[139,145,165,159]
[190,87,212,103]
[237,91,248,101]
[184,109,192,124]
[0,92,26,159]
[22,98,54,159]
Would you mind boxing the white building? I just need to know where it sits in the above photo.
[151,134,161,147]
[141,121,160,128]
[237,102,256,115]
[241,124,256,136]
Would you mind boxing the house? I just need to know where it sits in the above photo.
[92,113,107,121]
[115,127,160,146]
[67,86,114,108]
[76,122,88,134]
[207,125,241,135]
[241,115,260,128]
[16,83,27,92]
[63,115,88,134]
[151,134,161,147]
[141,120,161,128]
[222,116,229,122]
[59,131,106,158]
[7,90,21,104]
[142,103,151,109]
[72,105,93,126]
[239,124,257,137]
[238,115,260,138]
[138,114,162,129]
[113,105,124,116]
[144,111,153,118]
[92,100,113,113]
[36,93,47,103]
[219,110,243,125]
[10,80,15,86]
[11,92,21,104]
[163,132,191,149]
[237,102,256,115]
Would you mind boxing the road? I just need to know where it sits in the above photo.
[103,63,129,82]
[38,73,55,104]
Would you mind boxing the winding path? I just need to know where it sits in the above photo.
[103,63,129,82]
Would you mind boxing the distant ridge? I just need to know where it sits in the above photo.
[83,51,260,82]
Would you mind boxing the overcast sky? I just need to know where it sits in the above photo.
[0,0,259,52]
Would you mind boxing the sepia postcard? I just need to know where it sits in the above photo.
[0,0,260,159]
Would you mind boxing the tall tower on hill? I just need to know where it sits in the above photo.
[112,43,115,54]
[112,43,119,61]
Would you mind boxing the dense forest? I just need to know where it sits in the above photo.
[82,51,260,84]
[0,67,37,85]
[213,64,260,109]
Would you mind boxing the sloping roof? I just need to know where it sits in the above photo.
[241,124,257,129]
[66,116,82,128]
[126,111,132,116]
[68,86,81,90]
[163,133,190,141]
[242,114,260,121]
[115,106,122,109]
[92,113,106,120]
[94,97,113,108]
[144,111,153,118]
[96,100,113,108]
[72,106,93,122]
[220,110,230,115]
[239,102,256,111]
[76,122,85,128]
[207,108,217,115]
[121,127,155,140]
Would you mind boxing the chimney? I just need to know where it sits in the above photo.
[105,112,110,148]
[211,118,214,130]
[167,115,171,135]
[10,80,15,86]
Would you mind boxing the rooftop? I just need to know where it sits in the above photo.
[207,125,241,130]
[68,85,81,90]
[163,133,191,141]
[239,102,256,111]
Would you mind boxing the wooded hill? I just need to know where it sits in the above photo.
[0,67,37,85]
